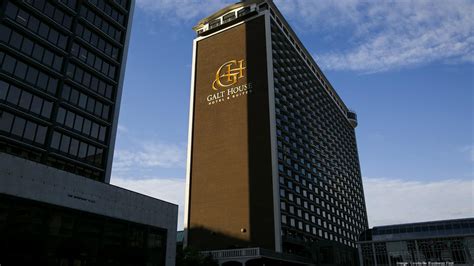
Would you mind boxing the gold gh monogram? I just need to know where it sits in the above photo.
[212,60,246,90]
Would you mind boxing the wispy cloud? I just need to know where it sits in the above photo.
[276,0,474,72]
[110,175,473,231]
[113,141,187,174]
[135,0,473,72]
[111,176,186,230]
[364,177,474,227]
[136,0,233,21]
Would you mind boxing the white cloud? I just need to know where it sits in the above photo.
[364,177,474,227]
[110,176,473,231]
[134,0,474,72]
[136,0,233,21]
[111,176,186,230]
[113,141,187,173]
[275,0,474,72]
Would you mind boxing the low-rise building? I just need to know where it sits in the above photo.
[357,218,474,266]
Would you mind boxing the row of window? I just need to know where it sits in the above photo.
[271,22,348,115]
[56,107,107,142]
[24,0,73,30]
[66,63,114,100]
[276,89,353,138]
[61,84,110,121]
[75,23,120,61]
[281,199,361,240]
[113,0,129,9]
[59,0,77,10]
[0,52,58,96]
[5,3,68,50]
[279,166,366,228]
[283,226,356,248]
[50,131,104,166]
[88,0,126,26]
[0,110,47,145]
[271,24,368,244]
[0,80,53,119]
[80,6,122,42]
[276,121,364,200]
[0,24,63,72]
[278,144,363,195]
[71,42,117,80]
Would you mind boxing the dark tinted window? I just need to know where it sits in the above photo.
[31,96,43,114]
[19,91,32,109]
[21,38,34,55]
[0,25,12,43]
[14,62,27,79]
[23,121,37,141]
[7,86,21,105]
[60,134,70,153]
[35,125,47,144]
[0,81,8,100]
[11,116,26,136]
[51,131,61,149]
[41,102,52,118]
[0,112,14,132]
[2,55,16,73]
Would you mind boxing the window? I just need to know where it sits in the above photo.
[93,0,126,25]
[5,3,68,49]
[60,134,71,153]
[31,96,43,114]
[25,0,72,29]
[14,62,27,79]
[5,3,18,18]
[35,125,46,144]
[23,121,37,141]
[11,116,26,136]
[51,132,61,149]
[41,102,52,118]
[238,7,251,17]
[26,68,39,84]
[0,112,14,132]
[80,6,122,42]
[223,13,236,23]
[0,25,12,43]
[66,64,114,100]
[18,91,32,109]
[10,31,22,49]
[2,54,16,73]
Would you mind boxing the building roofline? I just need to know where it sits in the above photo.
[193,0,265,30]
[192,0,357,127]
[372,217,474,230]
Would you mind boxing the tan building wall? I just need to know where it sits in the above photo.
[188,16,276,250]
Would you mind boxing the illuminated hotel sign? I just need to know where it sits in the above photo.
[207,59,253,105]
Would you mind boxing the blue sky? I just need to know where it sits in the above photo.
[111,0,474,229]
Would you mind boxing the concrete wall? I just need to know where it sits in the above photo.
[0,152,178,266]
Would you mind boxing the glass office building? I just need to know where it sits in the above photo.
[0,0,131,182]
[185,0,368,265]
[0,1,179,265]
[358,218,474,266]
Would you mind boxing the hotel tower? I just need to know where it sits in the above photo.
[185,0,368,265]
